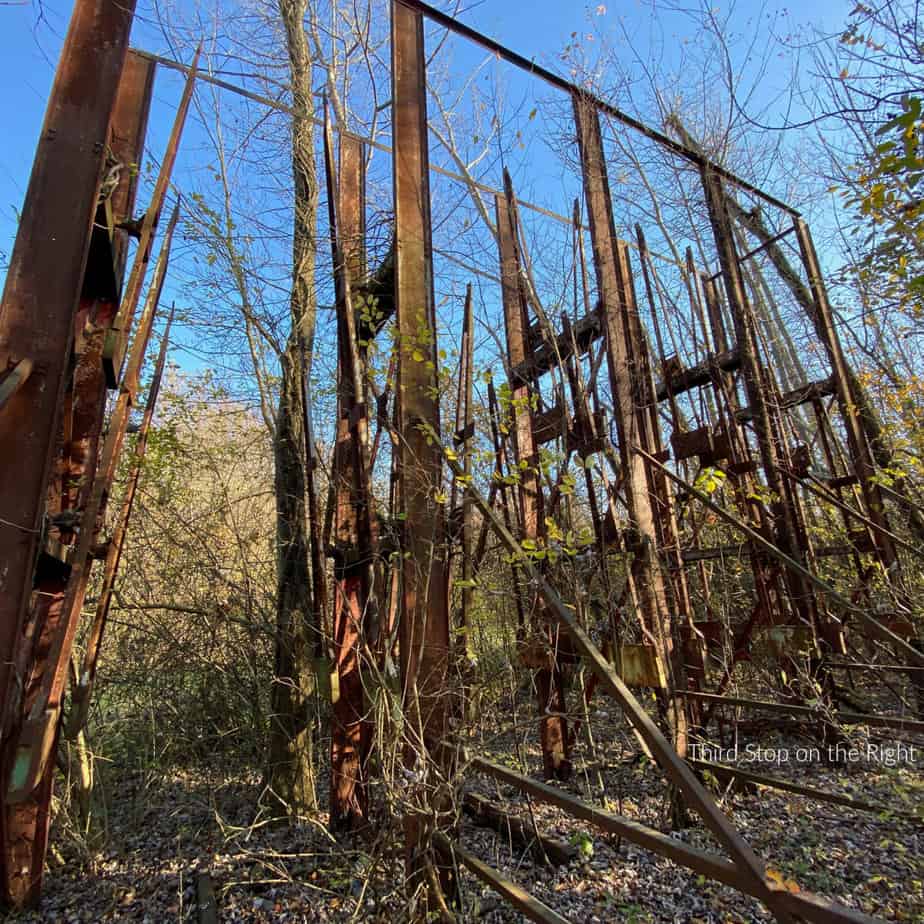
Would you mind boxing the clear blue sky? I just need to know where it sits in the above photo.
[0,0,853,261]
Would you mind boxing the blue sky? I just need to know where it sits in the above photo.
[0,0,857,400]
[0,0,853,270]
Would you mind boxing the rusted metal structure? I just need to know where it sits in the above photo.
[0,0,197,902]
[372,1,921,920]
[2,0,922,918]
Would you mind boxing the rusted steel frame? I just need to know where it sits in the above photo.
[109,51,157,282]
[560,317,610,597]
[429,440,796,923]
[701,169,817,635]
[636,446,924,670]
[0,361,34,414]
[391,0,454,892]
[66,308,175,739]
[638,233,718,621]
[105,43,201,384]
[471,756,884,924]
[432,833,570,924]
[1,35,153,906]
[393,0,796,214]
[698,271,787,636]
[809,399,869,588]
[30,204,179,728]
[0,0,137,750]
[572,95,682,724]
[324,114,378,831]
[682,691,924,733]
[793,219,899,573]
[66,53,156,524]
[496,183,571,781]
[689,759,920,820]
[3,207,172,910]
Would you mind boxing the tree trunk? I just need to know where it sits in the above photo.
[268,345,318,814]
[267,0,321,817]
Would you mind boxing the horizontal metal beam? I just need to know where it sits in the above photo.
[394,0,798,216]
[433,832,571,924]
[471,757,883,924]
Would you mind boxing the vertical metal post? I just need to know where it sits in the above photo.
[326,122,375,832]
[391,0,453,893]
[108,51,157,281]
[454,283,475,653]
[0,0,137,906]
[794,219,898,573]
[0,0,137,745]
[572,93,687,762]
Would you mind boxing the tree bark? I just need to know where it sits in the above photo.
[267,0,321,816]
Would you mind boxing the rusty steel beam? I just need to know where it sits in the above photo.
[496,177,571,781]
[392,0,797,215]
[103,43,200,385]
[0,0,137,755]
[433,832,570,924]
[391,0,454,895]
[572,93,689,761]
[66,308,175,740]
[108,50,157,284]
[324,110,377,833]
[0,1,138,906]
[4,206,179,820]
[682,691,924,733]
[793,220,900,574]
[452,284,475,655]
[700,168,821,648]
